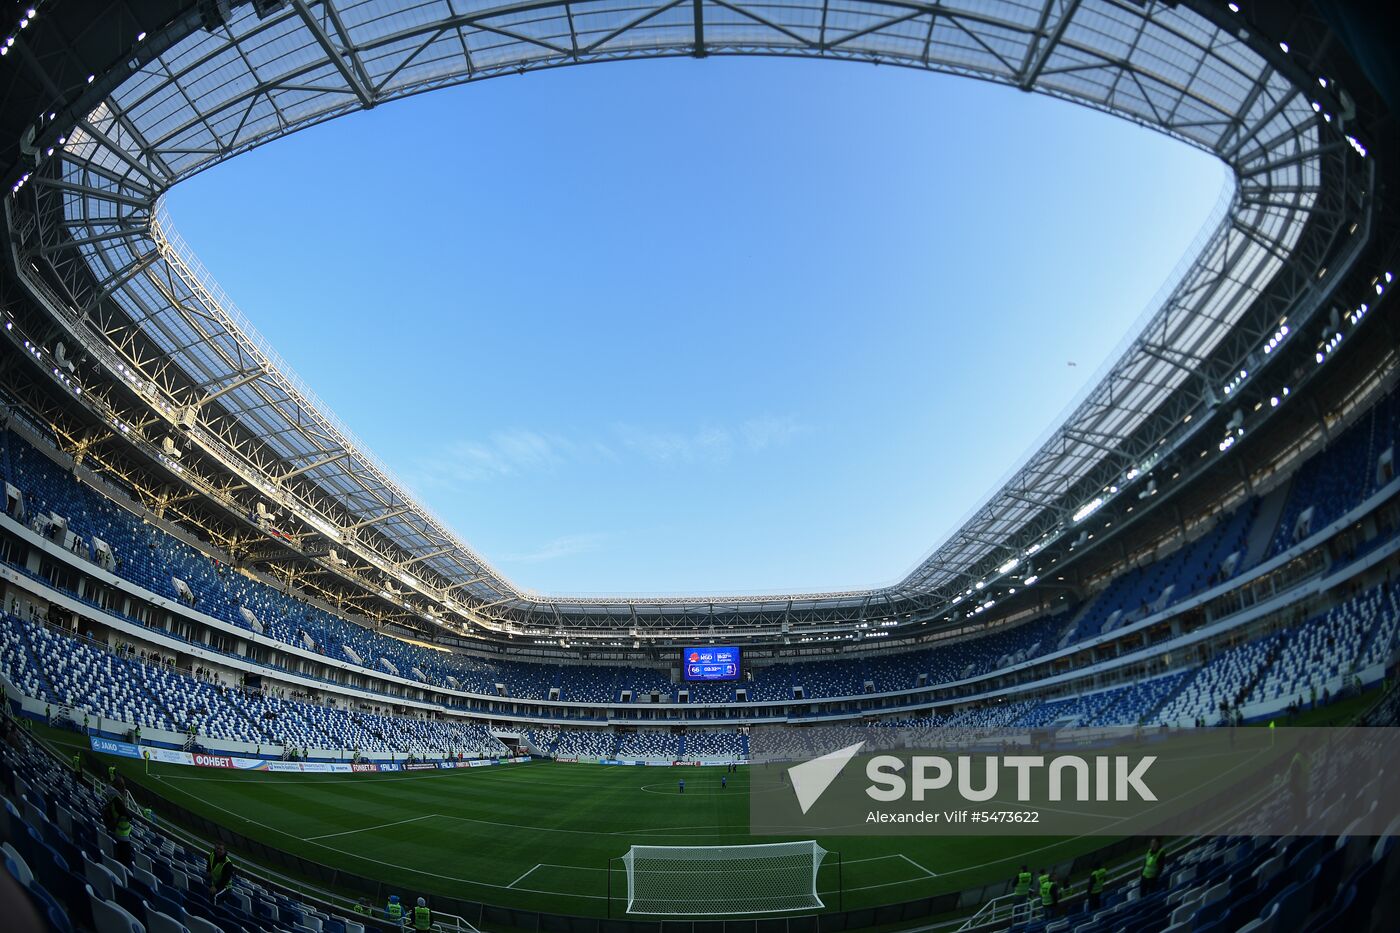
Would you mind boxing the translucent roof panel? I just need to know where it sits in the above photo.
[32,0,1354,629]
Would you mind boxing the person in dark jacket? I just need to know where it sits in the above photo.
[103,777,133,867]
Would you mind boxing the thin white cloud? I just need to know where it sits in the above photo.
[614,423,734,464]
[408,416,805,487]
[740,414,806,450]
[408,429,570,487]
[614,416,807,464]
[500,533,608,564]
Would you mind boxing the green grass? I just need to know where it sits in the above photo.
[59,740,1101,919]
[37,688,1379,921]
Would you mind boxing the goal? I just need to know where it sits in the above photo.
[620,841,829,915]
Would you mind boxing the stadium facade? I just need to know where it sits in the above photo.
[0,2,1397,932]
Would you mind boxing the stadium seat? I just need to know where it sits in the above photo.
[1236,901,1280,933]
[87,882,146,932]
[145,907,189,933]
[179,917,218,933]
[84,853,119,902]
[3,844,33,887]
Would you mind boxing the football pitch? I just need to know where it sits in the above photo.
[94,753,1103,918]
[45,695,1378,921]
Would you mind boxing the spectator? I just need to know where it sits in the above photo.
[103,777,134,867]
[1140,838,1165,895]
[208,843,236,900]
[1012,863,1033,900]
[413,896,432,930]
[1039,870,1060,917]
[1086,860,1107,912]
[1289,744,1312,829]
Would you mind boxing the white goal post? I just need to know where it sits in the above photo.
[620,841,829,915]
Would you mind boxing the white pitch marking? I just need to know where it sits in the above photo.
[306,813,439,841]
[897,853,937,878]
[507,864,543,888]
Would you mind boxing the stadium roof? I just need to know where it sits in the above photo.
[7,0,1375,637]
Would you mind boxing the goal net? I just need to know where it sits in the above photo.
[621,841,828,915]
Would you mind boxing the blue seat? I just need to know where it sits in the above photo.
[115,882,149,924]
[1302,883,1355,933]
[1264,872,1316,930]
[1341,857,1385,925]
[19,875,62,916]
[46,901,76,933]
[26,823,68,874]
[148,888,185,920]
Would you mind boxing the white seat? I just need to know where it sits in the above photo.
[1201,880,1230,907]
[87,883,146,933]
[133,865,160,891]
[183,915,221,933]
[55,802,75,837]
[144,908,188,933]
[3,843,33,887]
[102,852,131,887]
[84,854,118,902]
[1171,865,1198,888]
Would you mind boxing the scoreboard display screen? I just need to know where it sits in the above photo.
[682,646,741,682]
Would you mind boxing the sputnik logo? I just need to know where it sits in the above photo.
[787,742,865,814]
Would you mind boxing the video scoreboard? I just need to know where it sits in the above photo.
[682,646,741,682]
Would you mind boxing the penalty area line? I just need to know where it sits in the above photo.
[897,853,937,877]
[306,813,439,841]
[507,864,543,888]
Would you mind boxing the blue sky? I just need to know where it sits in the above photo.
[166,58,1229,597]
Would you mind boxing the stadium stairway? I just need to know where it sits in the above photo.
[1242,482,1292,571]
